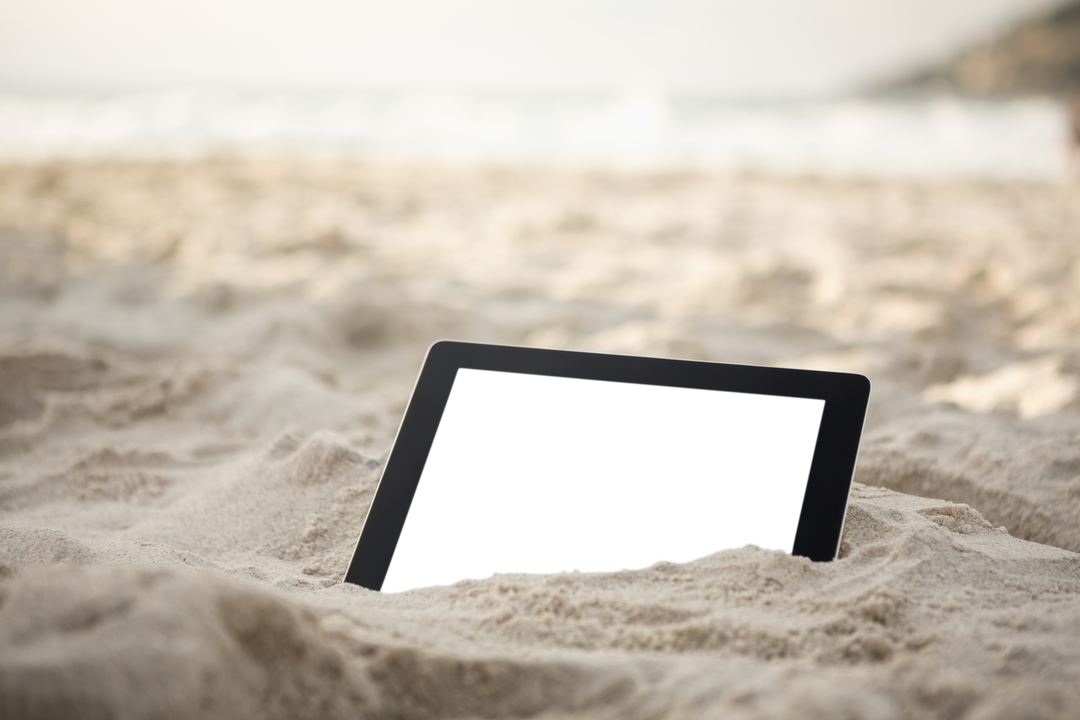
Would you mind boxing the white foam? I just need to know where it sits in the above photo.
[0,89,1070,180]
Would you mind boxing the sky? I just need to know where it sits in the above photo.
[0,0,1064,98]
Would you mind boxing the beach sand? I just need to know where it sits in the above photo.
[1,158,1079,718]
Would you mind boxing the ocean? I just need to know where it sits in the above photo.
[0,88,1070,181]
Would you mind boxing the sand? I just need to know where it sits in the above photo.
[1,157,1079,719]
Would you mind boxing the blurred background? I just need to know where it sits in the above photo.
[1,0,1079,179]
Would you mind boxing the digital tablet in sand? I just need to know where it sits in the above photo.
[344,341,870,592]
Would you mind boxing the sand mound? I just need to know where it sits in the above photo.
[857,410,1080,553]
[1,158,1079,718]
[3,487,1079,719]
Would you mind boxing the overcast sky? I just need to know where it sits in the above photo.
[0,0,1063,97]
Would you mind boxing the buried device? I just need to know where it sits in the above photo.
[345,341,870,592]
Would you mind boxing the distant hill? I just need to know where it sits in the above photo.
[876,1,1080,97]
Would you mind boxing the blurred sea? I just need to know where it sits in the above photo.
[0,88,1070,181]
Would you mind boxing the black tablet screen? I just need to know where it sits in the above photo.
[380,368,825,592]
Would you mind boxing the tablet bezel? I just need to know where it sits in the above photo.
[343,340,870,591]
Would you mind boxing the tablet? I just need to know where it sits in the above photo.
[344,341,870,592]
